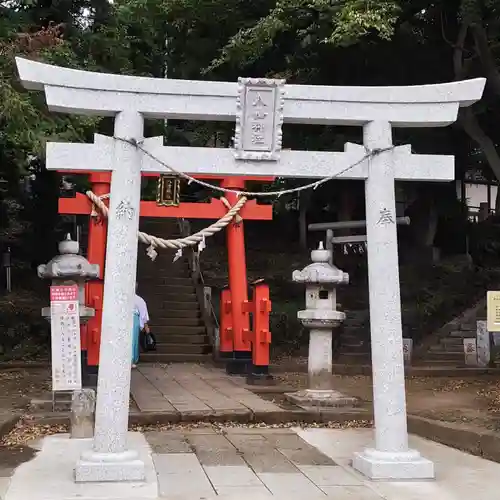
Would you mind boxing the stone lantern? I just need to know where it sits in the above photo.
[286,242,357,407]
[38,234,99,323]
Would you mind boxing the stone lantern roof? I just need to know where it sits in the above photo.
[37,234,99,280]
[292,243,349,286]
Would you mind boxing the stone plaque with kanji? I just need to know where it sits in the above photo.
[234,77,285,161]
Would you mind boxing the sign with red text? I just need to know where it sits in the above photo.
[50,285,82,391]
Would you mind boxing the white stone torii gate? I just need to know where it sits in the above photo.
[16,57,485,482]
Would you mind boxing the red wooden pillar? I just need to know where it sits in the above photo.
[247,280,273,384]
[85,172,110,385]
[221,177,252,374]
[219,287,233,358]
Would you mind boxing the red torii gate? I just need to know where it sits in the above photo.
[59,171,274,379]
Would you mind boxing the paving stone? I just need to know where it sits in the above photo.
[186,433,236,452]
[257,472,326,496]
[130,370,176,412]
[203,465,263,487]
[196,449,246,466]
[153,452,198,473]
[263,433,337,466]
[181,427,216,435]
[139,366,212,413]
[224,433,298,473]
[153,453,215,497]
[298,465,363,486]
[243,450,299,473]
[144,431,192,453]
[224,433,267,449]
[204,378,281,412]
[173,374,248,412]
[320,485,383,499]
[215,485,272,498]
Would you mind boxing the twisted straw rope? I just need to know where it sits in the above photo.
[85,190,247,251]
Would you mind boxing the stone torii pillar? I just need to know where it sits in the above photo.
[16,57,485,481]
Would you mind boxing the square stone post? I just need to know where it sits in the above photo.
[352,121,434,480]
[76,111,146,482]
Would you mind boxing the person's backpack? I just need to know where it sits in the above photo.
[140,330,157,352]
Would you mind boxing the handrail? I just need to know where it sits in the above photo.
[175,218,219,343]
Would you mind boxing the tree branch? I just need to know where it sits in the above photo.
[453,21,469,79]
[459,108,500,183]
[470,21,500,96]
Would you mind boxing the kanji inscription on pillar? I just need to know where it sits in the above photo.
[234,77,285,161]
[50,284,82,391]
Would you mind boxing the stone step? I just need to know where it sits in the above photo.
[139,272,192,280]
[342,319,369,328]
[340,335,370,346]
[155,343,210,354]
[153,325,206,335]
[458,322,477,330]
[340,343,370,354]
[449,330,478,338]
[143,277,194,286]
[151,316,205,331]
[344,310,369,320]
[342,325,370,334]
[341,331,369,340]
[418,359,464,367]
[154,333,209,344]
[139,352,212,363]
[335,353,371,364]
[138,259,190,267]
[157,309,201,319]
[147,284,197,293]
[137,262,189,274]
[440,337,465,346]
[430,343,464,353]
[153,301,200,311]
[146,295,198,306]
[424,351,464,361]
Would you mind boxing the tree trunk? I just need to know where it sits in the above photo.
[298,191,311,250]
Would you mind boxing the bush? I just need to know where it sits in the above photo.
[0,289,49,359]
[270,300,307,355]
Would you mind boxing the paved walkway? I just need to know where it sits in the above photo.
[147,426,341,498]
[2,427,500,499]
[130,364,281,416]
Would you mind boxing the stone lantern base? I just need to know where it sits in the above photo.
[285,389,358,409]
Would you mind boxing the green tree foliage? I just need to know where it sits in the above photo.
[206,0,401,73]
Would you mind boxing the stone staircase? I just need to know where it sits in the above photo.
[415,299,486,366]
[136,218,212,363]
[334,310,371,364]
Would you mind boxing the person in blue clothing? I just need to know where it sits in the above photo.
[132,284,150,368]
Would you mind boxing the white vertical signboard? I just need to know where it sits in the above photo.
[50,284,82,391]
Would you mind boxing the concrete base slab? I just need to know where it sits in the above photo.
[75,455,146,483]
[4,432,157,500]
[352,448,435,480]
[285,389,358,408]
